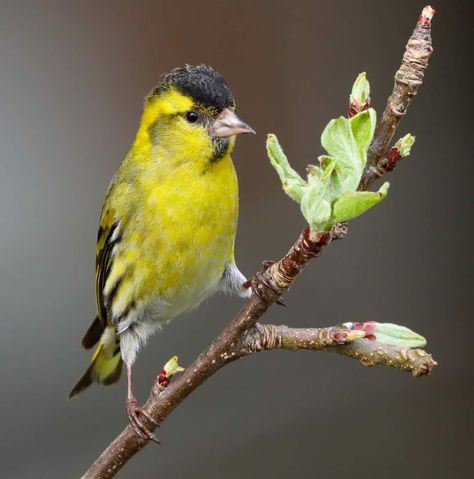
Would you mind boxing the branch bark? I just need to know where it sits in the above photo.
[82,7,436,478]
[241,323,437,377]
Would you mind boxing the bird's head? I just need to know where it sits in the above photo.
[136,65,255,164]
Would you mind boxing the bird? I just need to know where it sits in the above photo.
[69,65,255,441]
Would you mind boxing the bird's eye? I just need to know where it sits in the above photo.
[186,110,199,123]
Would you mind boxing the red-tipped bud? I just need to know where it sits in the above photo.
[157,356,185,389]
[385,134,416,172]
[349,72,371,118]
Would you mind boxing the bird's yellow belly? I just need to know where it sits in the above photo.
[115,155,239,321]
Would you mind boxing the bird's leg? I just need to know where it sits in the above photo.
[126,363,160,443]
[242,260,286,306]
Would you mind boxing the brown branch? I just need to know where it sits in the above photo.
[240,323,437,377]
[82,7,435,479]
[81,231,334,479]
[359,5,435,190]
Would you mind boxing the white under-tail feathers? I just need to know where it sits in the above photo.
[218,261,251,298]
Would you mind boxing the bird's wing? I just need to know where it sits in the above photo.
[95,200,120,327]
[80,194,121,349]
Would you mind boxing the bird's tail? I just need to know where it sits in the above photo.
[68,319,122,398]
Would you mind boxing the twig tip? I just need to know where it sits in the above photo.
[419,6,436,26]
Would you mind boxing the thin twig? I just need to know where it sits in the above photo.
[82,7,435,478]
[359,5,435,189]
[240,323,437,377]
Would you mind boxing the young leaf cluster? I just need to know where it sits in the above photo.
[267,74,394,232]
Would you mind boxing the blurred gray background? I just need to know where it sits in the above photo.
[1,0,472,478]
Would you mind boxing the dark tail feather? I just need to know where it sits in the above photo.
[81,316,104,349]
[69,340,122,399]
[68,361,94,398]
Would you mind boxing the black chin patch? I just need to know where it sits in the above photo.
[152,65,235,110]
[211,137,231,162]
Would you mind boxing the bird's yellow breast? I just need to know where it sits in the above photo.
[105,150,239,320]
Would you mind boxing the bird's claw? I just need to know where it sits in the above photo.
[126,397,160,444]
[242,260,286,306]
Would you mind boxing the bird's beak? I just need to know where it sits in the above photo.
[209,108,256,138]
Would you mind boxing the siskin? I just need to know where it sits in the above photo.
[69,65,254,441]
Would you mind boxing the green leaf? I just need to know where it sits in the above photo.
[300,181,332,231]
[350,108,376,164]
[317,155,343,199]
[321,116,361,192]
[351,72,370,106]
[163,355,185,376]
[373,323,427,348]
[394,133,416,158]
[266,134,306,203]
[332,181,390,224]
[346,330,366,342]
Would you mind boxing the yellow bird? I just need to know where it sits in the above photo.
[69,65,254,441]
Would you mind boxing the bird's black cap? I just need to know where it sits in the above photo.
[152,65,235,110]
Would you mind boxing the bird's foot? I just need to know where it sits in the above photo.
[242,260,286,306]
[126,397,160,444]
